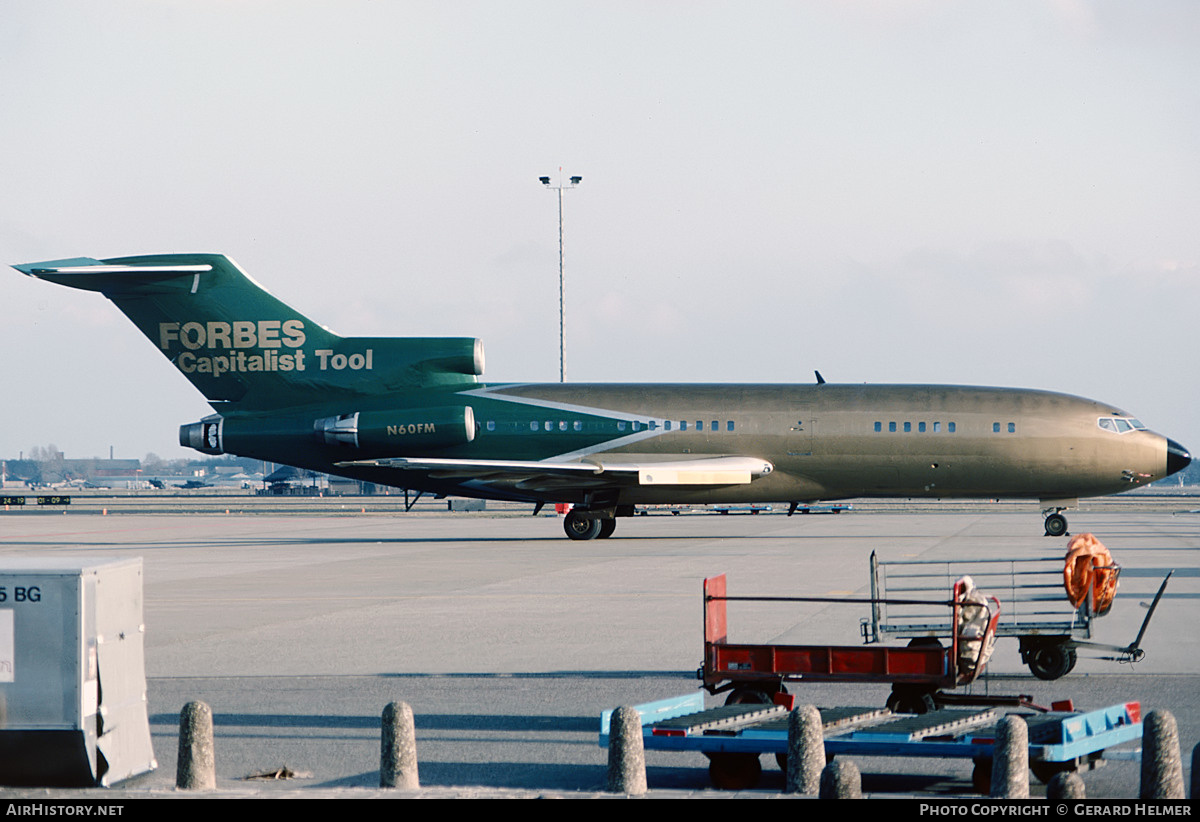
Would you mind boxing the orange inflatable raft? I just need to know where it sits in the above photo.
[1063,533,1119,615]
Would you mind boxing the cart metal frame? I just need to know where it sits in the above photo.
[863,551,1172,680]
[700,573,1000,713]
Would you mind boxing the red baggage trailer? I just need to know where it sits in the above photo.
[700,573,1002,713]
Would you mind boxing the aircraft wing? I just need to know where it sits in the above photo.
[336,454,774,491]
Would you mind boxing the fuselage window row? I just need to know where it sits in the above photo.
[498,420,737,434]
[874,421,957,433]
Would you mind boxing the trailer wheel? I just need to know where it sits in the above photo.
[706,752,762,790]
[972,758,992,794]
[886,685,936,714]
[1031,758,1078,785]
[1026,643,1073,680]
[725,686,777,706]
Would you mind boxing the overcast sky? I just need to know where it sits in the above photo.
[2,1,1197,462]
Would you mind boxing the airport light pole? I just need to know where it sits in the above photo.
[540,172,582,383]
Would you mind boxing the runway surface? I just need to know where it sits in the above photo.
[1,504,1196,797]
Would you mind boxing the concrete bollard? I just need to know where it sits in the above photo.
[786,704,825,794]
[990,715,1029,798]
[606,706,647,794]
[819,759,862,798]
[176,701,215,790]
[1140,710,1184,799]
[1192,740,1199,801]
[380,701,420,788]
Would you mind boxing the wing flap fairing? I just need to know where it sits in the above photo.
[338,454,773,488]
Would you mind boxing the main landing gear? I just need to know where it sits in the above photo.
[563,509,617,540]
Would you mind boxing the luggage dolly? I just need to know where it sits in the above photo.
[600,693,1143,791]
[699,573,1002,715]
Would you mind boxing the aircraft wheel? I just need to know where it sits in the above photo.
[1044,513,1068,537]
[563,511,602,540]
[706,752,762,790]
[597,519,617,539]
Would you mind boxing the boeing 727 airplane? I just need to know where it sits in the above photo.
[14,254,1191,540]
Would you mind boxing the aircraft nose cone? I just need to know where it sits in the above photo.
[1166,438,1191,477]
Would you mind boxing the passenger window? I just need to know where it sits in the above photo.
[618,421,627,432]
[664,421,672,431]
[697,420,704,431]
[1007,422,1015,433]
[649,420,658,430]
[933,422,941,433]
[993,422,1001,433]
[712,420,719,431]
[632,421,640,432]
[727,421,735,432]
[486,420,495,432]
[948,422,956,433]
[573,421,582,432]
[545,421,553,431]
[680,421,688,431]
[889,422,896,432]
[530,421,538,432]
[918,422,926,433]
[903,422,911,433]
[874,422,882,432]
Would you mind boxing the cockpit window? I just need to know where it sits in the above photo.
[1098,416,1144,434]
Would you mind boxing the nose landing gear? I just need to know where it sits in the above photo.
[1040,499,1075,537]
[1043,512,1068,537]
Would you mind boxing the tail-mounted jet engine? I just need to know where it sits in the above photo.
[315,407,476,452]
[180,416,225,455]
[181,406,477,458]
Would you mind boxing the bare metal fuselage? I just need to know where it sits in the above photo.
[307,381,1175,508]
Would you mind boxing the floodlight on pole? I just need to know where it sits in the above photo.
[541,171,582,383]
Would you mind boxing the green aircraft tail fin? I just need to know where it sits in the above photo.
[14,254,483,409]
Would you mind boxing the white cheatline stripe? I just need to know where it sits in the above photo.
[458,384,668,462]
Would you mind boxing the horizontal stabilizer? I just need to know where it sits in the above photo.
[14,257,215,292]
